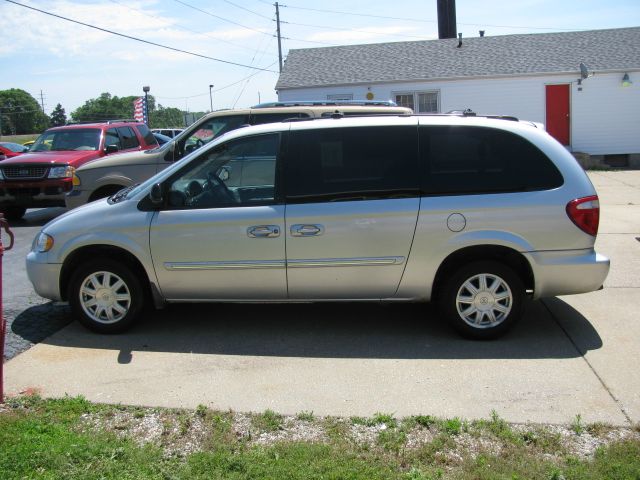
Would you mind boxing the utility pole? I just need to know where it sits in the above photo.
[39,90,45,114]
[275,2,283,73]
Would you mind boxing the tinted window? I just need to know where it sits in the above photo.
[286,126,419,202]
[104,128,121,150]
[166,134,279,210]
[118,126,140,149]
[251,113,310,125]
[420,126,563,194]
[180,115,249,158]
[137,124,157,145]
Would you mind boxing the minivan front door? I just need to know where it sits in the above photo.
[149,133,286,300]
[284,122,421,299]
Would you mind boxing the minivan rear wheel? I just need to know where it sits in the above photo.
[69,258,144,333]
[439,261,524,339]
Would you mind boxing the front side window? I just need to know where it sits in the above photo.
[166,133,279,210]
[420,126,564,194]
[179,115,249,158]
[104,128,121,150]
[286,126,420,202]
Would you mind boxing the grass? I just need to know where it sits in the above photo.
[1,396,639,479]
[0,134,38,145]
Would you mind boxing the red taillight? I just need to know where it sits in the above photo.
[566,195,600,236]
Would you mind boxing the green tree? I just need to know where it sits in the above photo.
[71,92,157,123]
[50,103,67,127]
[150,104,185,128]
[0,88,49,134]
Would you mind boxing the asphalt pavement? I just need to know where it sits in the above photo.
[2,172,639,426]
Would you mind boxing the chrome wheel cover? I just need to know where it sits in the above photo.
[79,271,132,324]
[455,273,513,329]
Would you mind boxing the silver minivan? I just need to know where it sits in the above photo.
[28,114,609,339]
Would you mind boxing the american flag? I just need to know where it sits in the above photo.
[133,97,147,123]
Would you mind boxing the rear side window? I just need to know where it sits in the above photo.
[419,126,563,194]
[251,113,310,125]
[137,124,157,145]
[118,127,141,149]
[286,126,419,202]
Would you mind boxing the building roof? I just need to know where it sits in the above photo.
[276,27,640,90]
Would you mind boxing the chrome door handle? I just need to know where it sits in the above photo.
[247,225,280,238]
[290,224,324,237]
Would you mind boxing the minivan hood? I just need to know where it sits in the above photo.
[2,150,100,166]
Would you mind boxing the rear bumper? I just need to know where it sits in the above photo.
[525,249,610,299]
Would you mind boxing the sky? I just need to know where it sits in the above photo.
[1,0,638,118]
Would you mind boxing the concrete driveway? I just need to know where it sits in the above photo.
[3,172,639,426]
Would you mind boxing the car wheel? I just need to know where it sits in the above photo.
[69,258,145,333]
[1,207,26,221]
[439,261,524,339]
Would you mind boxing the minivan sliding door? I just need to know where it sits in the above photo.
[284,121,421,299]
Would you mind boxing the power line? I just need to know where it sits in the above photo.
[281,19,432,40]
[172,0,272,36]
[107,0,276,55]
[220,0,274,21]
[278,3,582,32]
[4,0,278,72]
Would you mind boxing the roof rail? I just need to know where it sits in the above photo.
[65,119,140,125]
[251,100,399,108]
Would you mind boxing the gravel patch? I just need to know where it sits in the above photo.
[72,406,640,462]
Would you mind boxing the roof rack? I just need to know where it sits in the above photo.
[251,100,400,108]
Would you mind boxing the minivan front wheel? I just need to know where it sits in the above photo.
[69,259,144,333]
[439,261,524,339]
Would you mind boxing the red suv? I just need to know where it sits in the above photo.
[0,120,158,220]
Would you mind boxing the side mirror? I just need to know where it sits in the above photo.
[105,144,119,154]
[150,183,163,205]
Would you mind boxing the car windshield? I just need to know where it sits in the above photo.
[31,129,101,152]
[0,142,27,153]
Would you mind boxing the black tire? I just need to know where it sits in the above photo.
[1,206,26,221]
[69,258,145,333]
[438,261,524,340]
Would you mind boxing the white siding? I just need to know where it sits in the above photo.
[278,71,640,155]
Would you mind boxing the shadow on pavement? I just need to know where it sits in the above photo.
[12,297,603,362]
[7,207,67,228]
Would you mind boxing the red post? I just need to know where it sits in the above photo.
[0,213,15,403]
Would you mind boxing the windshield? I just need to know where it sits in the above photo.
[0,142,27,153]
[31,128,101,152]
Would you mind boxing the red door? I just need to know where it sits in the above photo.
[546,84,570,146]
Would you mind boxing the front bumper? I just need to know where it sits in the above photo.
[26,251,63,302]
[525,249,610,299]
[0,178,72,208]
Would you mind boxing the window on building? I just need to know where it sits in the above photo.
[394,91,439,113]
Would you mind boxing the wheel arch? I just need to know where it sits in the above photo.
[60,244,161,306]
[431,245,534,301]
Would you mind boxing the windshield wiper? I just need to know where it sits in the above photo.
[109,184,139,203]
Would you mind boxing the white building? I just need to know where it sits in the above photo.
[276,27,640,166]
